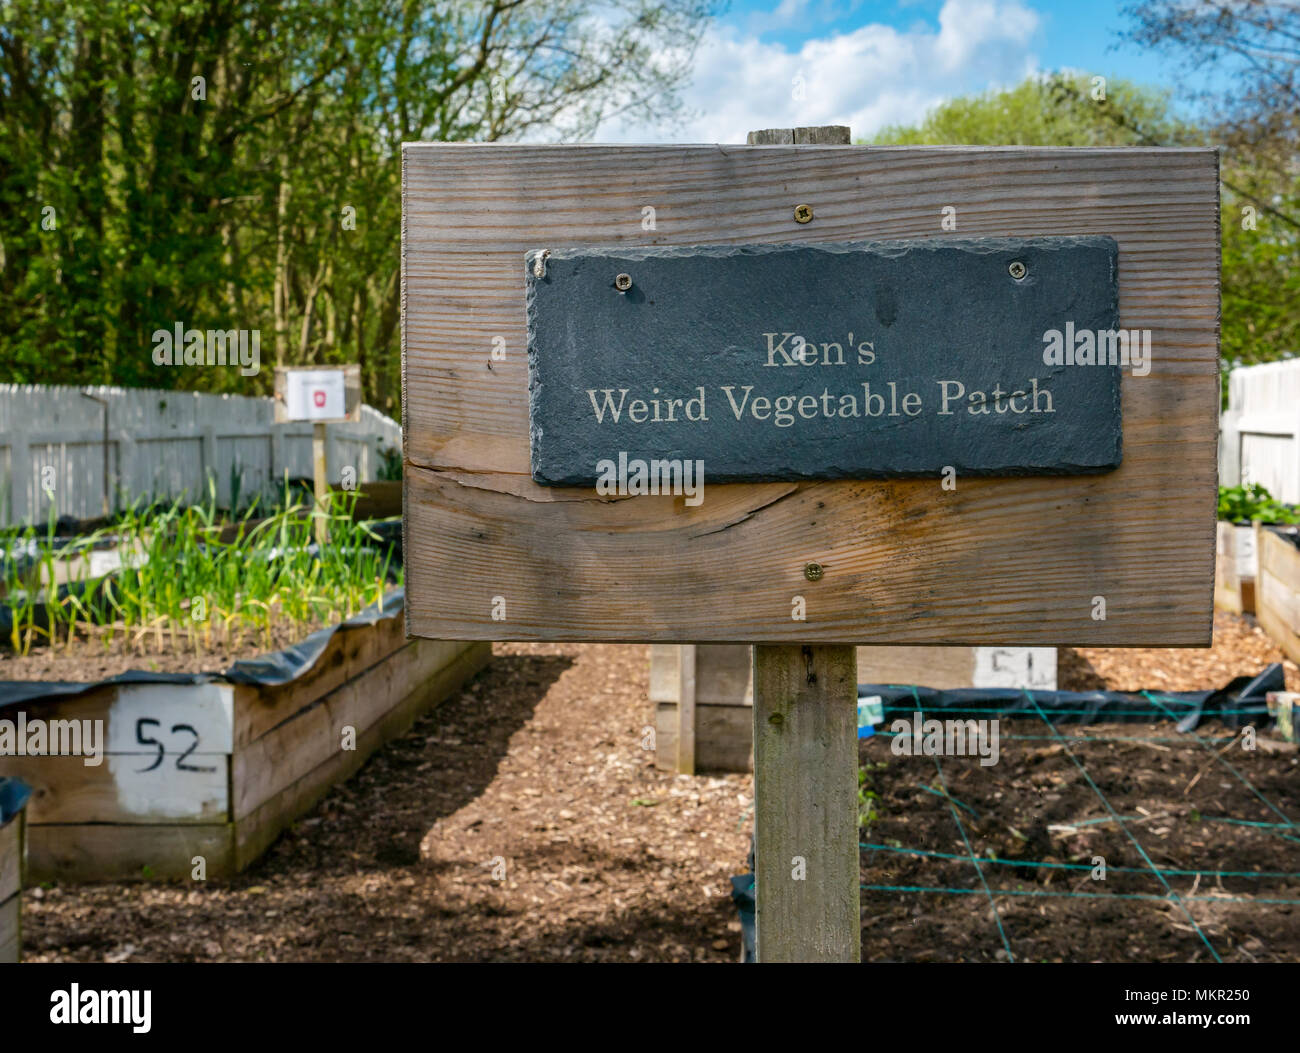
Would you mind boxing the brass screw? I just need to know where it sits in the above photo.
[1008,260,1027,280]
[794,204,814,224]
[614,273,632,292]
[804,561,824,581]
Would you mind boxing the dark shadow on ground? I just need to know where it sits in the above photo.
[249,650,575,877]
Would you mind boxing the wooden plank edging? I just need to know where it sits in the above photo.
[5,618,488,881]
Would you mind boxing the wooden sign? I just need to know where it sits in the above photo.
[273,364,362,423]
[401,144,1219,646]
[526,237,1122,484]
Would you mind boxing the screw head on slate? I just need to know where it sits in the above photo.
[794,204,814,224]
[1008,260,1027,280]
[614,273,633,292]
[804,561,824,581]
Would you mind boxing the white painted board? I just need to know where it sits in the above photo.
[972,647,1057,691]
[109,683,234,754]
[284,369,347,421]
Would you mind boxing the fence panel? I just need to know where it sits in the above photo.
[1220,361,1300,503]
[0,385,400,525]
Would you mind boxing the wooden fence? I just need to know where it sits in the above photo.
[0,384,400,526]
[1220,361,1300,504]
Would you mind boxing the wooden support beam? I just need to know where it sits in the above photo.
[313,421,328,546]
[746,125,852,145]
[676,644,697,775]
[752,643,860,962]
[402,140,1219,647]
[746,124,860,963]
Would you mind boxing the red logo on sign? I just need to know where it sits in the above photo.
[313,390,326,408]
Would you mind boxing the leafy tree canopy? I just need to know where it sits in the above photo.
[0,0,714,411]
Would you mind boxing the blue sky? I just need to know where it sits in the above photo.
[725,0,1169,78]
[599,0,1213,142]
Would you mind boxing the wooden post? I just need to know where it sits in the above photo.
[746,124,860,963]
[753,644,860,961]
[312,421,328,546]
[401,130,1221,961]
[676,644,697,775]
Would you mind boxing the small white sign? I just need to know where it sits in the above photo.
[973,647,1058,691]
[285,369,347,421]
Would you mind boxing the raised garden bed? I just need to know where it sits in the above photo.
[651,644,1057,774]
[0,777,29,961]
[1255,523,1300,667]
[0,594,488,881]
[1214,520,1257,614]
[1213,486,1300,616]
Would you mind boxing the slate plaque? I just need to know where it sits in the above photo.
[526,237,1123,486]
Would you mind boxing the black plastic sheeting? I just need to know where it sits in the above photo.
[0,577,113,640]
[224,589,403,686]
[858,663,1284,733]
[0,777,31,824]
[0,589,406,711]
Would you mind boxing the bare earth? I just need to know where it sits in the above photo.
[17,612,1300,963]
[0,619,330,681]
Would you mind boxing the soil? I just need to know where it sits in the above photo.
[0,619,334,681]
[17,612,1300,963]
[858,725,1300,963]
[21,643,751,963]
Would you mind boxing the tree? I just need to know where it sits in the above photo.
[0,0,714,411]
[1123,1,1300,367]
[872,66,1298,376]
[871,72,1198,147]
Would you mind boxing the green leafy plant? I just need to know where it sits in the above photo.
[1217,483,1300,524]
[2,477,400,658]
[0,1,712,415]
[857,762,887,831]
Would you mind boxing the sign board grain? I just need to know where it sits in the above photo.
[401,143,1219,645]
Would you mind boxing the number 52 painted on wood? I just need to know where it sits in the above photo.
[134,718,217,774]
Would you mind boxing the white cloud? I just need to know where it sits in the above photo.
[595,0,1042,143]
[935,0,1040,71]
